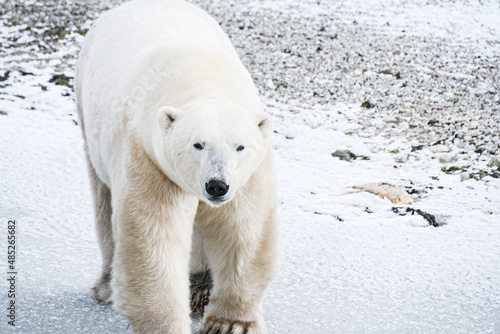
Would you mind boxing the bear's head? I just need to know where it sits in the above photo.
[152,100,272,206]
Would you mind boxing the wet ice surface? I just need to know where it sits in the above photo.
[1,0,500,333]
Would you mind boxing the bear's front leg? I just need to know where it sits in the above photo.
[111,157,199,334]
[198,207,279,334]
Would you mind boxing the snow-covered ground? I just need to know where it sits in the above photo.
[1,0,499,333]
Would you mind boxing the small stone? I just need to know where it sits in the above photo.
[464,135,472,141]
[429,144,450,153]
[469,121,479,130]
[266,79,274,89]
[361,100,376,109]
[469,129,480,137]
[456,142,465,149]
[486,143,498,153]
[460,172,470,181]
[396,156,408,163]
[439,155,455,163]
[464,144,476,151]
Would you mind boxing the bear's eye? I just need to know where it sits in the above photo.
[193,142,204,150]
[236,145,245,152]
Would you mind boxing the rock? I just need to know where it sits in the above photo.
[350,182,414,205]
[391,207,444,227]
[331,150,356,161]
[49,74,73,89]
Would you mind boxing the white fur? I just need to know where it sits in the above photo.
[75,0,279,333]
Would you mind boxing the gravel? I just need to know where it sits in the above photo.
[190,0,499,163]
[1,0,498,177]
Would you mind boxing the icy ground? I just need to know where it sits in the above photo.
[1,0,500,333]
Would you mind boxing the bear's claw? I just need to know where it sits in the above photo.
[200,316,257,334]
[190,271,212,315]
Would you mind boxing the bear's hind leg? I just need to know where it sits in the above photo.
[87,161,114,303]
[190,270,212,315]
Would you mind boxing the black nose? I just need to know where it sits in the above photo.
[205,180,229,198]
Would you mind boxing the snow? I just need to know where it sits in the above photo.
[1,0,500,333]
[268,111,500,333]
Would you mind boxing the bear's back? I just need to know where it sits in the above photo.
[76,0,238,111]
[85,0,235,62]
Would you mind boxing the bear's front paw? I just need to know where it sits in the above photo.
[200,316,258,334]
[190,271,212,315]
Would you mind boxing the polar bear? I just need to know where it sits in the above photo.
[75,0,279,333]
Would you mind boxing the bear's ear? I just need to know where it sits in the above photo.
[157,106,179,130]
[258,113,273,133]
